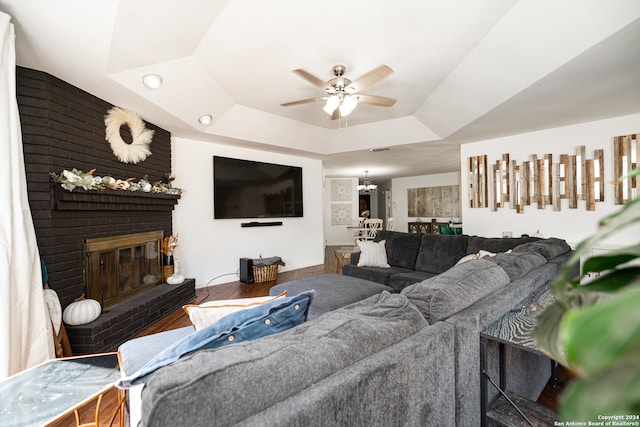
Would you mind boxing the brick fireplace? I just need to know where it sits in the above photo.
[17,67,195,354]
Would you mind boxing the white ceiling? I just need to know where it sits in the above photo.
[2,0,640,181]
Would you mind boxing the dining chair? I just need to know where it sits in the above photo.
[386,217,395,231]
[362,218,384,241]
[352,217,366,245]
[437,223,454,235]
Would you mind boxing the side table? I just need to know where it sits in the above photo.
[334,247,358,273]
[480,287,559,427]
[0,352,125,427]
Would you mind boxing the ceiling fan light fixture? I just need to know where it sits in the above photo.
[142,73,163,89]
[323,95,340,115]
[282,65,395,119]
[339,94,358,116]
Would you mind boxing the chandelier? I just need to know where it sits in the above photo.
[357,170,377,192]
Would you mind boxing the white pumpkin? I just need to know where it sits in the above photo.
[63,294,102,325]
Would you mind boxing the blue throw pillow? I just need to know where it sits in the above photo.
[116,290,314,388]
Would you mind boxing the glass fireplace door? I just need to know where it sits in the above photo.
[84,231,163,307]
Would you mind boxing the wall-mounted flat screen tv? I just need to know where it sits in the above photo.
[213,156,303,219]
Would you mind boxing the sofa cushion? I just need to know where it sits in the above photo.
[401,259,510,323]
[466,236,539,255]
[269,274,393,319]
[375,230,423,269]
[490,252,547,281]
[387,270,437,293]
[414,234,469,274]
[343,263,416,286]
[512,238,572,260]
[357,240,390,267]
[116,291,314,388]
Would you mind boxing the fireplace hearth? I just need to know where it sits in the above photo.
[65,278,195,355]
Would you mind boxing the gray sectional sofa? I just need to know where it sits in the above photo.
[119,233,575,427]
[342,230,547,291]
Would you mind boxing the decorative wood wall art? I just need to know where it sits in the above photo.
[468,144,606,213]
[594,149,605,203]
[551,162,561,211]
[467,155,487,208]
[408,185,461,218]
[613,134,638,204]
[559,154,568,198]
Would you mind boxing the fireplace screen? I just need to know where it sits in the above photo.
[84,231,164,307]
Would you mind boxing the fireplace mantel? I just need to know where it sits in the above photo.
[53,185,180,211]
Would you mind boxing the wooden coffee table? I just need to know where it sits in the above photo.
[0,352,125,427]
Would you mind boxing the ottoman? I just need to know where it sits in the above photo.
[269,273,394,319]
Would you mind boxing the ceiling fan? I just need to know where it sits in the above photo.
[281,64,396,119]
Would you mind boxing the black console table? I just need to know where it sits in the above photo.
[480,287,559,427]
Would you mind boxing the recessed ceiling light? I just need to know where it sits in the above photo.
[142,74,163,89]
[370,147,390,152]
[198,114,213,125]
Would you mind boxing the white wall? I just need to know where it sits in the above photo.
[391,172,461,233]
[172,137,325,287]
[460,113,640,247]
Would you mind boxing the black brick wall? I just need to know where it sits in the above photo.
[17,67,175,309]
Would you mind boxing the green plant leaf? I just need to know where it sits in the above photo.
[582,243,640,273]
[559,351,640,422]
[625,167,640,179]
[562,284,640,376]
[532,301,569,366]
[576,266,640,293]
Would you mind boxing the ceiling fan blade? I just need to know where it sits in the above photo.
[348,65,394,92]
[356,94,397,107]
[292,69,330,90]
[280,96,326,107]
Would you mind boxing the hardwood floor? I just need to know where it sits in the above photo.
[49,246,569,426]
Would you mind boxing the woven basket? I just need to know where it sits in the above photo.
[252,264,279,282]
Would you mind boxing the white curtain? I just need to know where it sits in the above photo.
[0,12,54,380]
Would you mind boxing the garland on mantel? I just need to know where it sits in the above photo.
[50,168,182,195]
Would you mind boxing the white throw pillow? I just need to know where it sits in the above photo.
[357,240,390,268]
[183,291,287,331]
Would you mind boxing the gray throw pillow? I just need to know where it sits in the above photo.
[401,259,510,323]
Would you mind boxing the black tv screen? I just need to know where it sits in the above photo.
[213,156,303,219]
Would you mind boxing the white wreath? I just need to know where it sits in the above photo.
[104,107,154,164]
